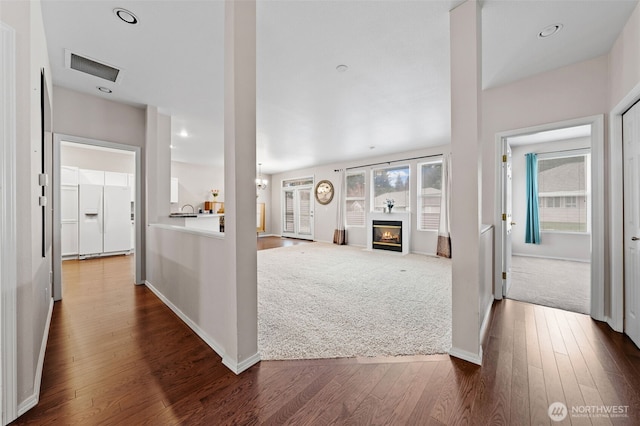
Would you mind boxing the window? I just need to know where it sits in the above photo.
[538,153,590,232]
[418,160,442,230]
[345,172,366,227]
[372,165,410,212]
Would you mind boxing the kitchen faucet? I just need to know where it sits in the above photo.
[181,204,195,213]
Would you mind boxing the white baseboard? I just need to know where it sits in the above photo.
[144,281,259,375]
[223,352,261,375]
[449,346,483,366]
[479,300,494,348]
[606,316,623,333]
[512,253,590,263]
[17,297,54,416]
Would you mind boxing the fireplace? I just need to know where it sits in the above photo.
[372,220,403,252]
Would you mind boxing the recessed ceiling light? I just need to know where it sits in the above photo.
[169,144,174,149]
[97,86,112,93]
[179,130,189,138]
[538,23,563,39]
[114,8,138,25]
[336,64,349,73]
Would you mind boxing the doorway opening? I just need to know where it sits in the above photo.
[53,134,142,301]
[497,116,605,319]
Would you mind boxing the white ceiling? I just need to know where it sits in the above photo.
[41,0,637,174]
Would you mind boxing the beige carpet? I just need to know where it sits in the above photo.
[257,243,452,360]
[507,255,590,314]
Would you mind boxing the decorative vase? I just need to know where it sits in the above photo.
[387,205,393,213]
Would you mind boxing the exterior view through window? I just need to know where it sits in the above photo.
[537,153,590,232]
[372,165,410,212]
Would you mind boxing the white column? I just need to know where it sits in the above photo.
[223,0,259,373]
[449,0,483,364]
[145,107,172,225]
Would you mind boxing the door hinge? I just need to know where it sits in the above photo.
[502,213,506,221]
[502,272,507,280]
[502,154,507,162]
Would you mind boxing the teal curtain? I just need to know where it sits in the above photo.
[525,153,541,244]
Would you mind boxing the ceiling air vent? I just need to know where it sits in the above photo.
[64,50,123,83]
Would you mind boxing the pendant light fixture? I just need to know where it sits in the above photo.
[256,163,268,190]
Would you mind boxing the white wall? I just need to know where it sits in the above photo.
[482,55,608,224]
[1,0,54,416]
[511,137,591,262]
[61,144,134,174]
[609,3,640,111]
[449,0,483,364]
[53,86,145,146]
[146,226,232,365]
[270,145,449,255]
[607,1,640,330]
[53,86,146,279]
[482,55,608,311]
[170,161,225,212]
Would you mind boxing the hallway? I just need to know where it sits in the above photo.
[11,255,640,424]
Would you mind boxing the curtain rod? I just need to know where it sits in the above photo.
[525,147,589,157]
[334,153,443,172]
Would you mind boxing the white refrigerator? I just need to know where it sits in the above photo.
[79,184,131,256]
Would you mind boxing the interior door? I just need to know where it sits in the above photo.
[623,102,640,349]
[282,185,314,240]
[502,141,513,297]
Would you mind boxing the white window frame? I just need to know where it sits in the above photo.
[417,158,443,231]
[370,164,411,212]
[345,171,366,228]
[537,149,591,234]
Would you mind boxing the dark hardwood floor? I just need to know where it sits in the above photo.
[12,254,640,425]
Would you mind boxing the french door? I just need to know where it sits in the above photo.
[623,102,640,349]
[282,178,314,240]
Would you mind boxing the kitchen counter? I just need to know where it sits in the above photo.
[168,213,224,232]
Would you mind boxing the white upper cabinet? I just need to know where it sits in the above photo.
[78,169,105,185]
[170,177,179,203]
[61,166,79,186]
[105,171,129,187]
[128,174,135,202]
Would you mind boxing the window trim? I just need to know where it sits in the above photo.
[417,157,443,232]
[345,171,366,228]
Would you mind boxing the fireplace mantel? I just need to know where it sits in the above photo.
[367,212,411,255]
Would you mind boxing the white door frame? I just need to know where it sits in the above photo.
[494,115,605,323]
[53,134,142,301]
[281,178,315,240]
[501,141,513,297]
[610,84,640,333]
[0,21,18,424]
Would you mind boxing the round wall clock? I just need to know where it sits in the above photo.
[315,180,334,205]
